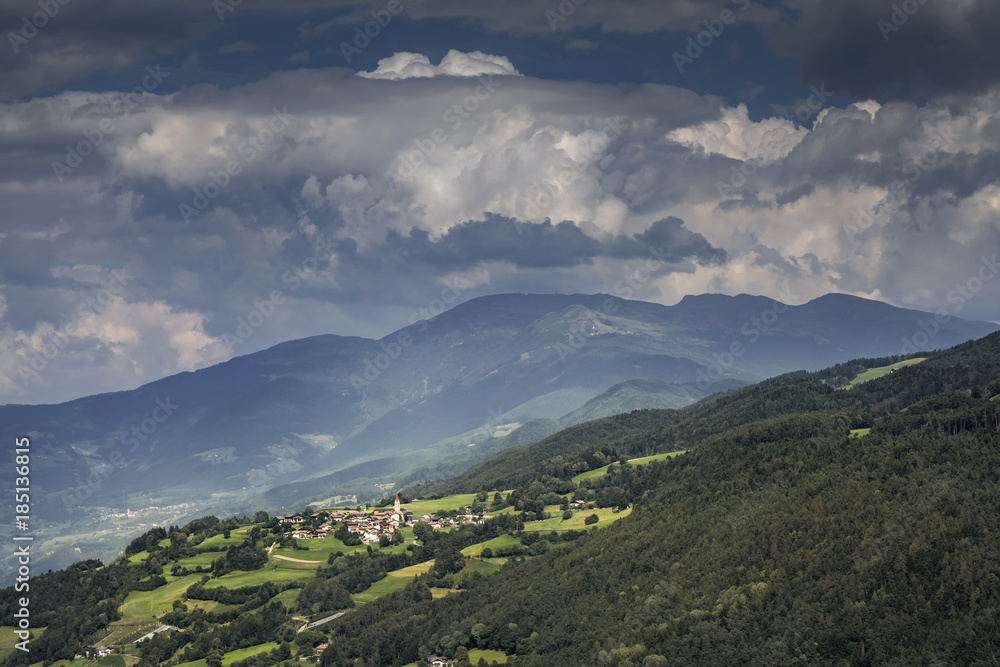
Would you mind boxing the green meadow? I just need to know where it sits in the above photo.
[173,552,221,569]
[522,506,631,532]
[461,534,521,557]
[351,560,436,604]
[197,527,251,549]
[175,642,279,667]
[120,574,202,619]
[469,648,509,664]
[351,575,412,605]
[842,357,926,389]
[204,568,315,589]
[401,493,481,515]
[572,450,686,484]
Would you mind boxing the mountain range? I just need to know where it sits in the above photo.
[2,291,996,578]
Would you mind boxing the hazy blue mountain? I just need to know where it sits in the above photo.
[1,291,995,575]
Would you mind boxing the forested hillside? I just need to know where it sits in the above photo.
[323,356,1000,664]
[5,333,1000,667]
[411,334,1000,496]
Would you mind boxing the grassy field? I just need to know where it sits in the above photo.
[173,552,221,569]
[461,534,521,557]
[351,575,412,604]
[401,493,481,515]
[469,648,509,664]
[430,587,456,599]
[850,428,872,437]
[351,560,435,604]
[121,574,202,619]
[484,506,517,517]
[401,647,507,667]
[0,626,45,662]
[176,642,279,667]
[198,527,251,549]
[276,528,416,565]
[572,450,686,484]
[272,558,322,571]
[386,561,435,578]
[843,357,926,388]
[291,533,367,556]
[204,568,315,589]
[522,506,632,532]
[271,588,301,609]
[460,559,502,577]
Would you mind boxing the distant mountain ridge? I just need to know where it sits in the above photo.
[1,291,995,576]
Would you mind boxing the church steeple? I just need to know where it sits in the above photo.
[393,493,404,526]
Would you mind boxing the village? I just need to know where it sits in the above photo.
[275,494,487,545]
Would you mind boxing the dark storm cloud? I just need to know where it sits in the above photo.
[775,183,814,207]
[611,216,727,264]
[0,0,209,101]
[765,0,1000,100]
[3,0,994,105]
[388,215,726,269]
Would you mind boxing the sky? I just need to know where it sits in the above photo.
[1,0,999,405]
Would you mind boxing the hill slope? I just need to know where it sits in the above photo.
[5,334,1000,667]
[320,333,1000,665]
[1,292,995,578]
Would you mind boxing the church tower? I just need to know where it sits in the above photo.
[394,493,402,524]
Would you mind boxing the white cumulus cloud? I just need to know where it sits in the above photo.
[357,49,522,80]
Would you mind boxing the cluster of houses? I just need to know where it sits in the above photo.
[413,510,486,530]
[338,504,413,544]
[276,496,489,545]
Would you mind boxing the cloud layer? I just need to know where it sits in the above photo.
[2,8,1000,405]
